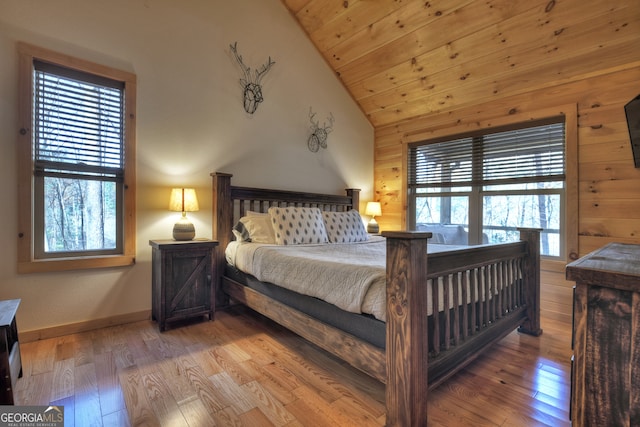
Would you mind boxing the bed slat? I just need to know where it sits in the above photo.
[443,276,450,351]
[432,279,440,355]
[425,249,532,354]
[462,272,469,340]
[452,273,460,347]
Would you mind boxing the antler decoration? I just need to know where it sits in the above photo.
[230,42,275,114]
[308,107,335,152]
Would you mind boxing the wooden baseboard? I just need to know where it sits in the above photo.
[19,310,152,342]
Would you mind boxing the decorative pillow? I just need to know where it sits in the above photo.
[232,221,251,242]
[268,206,328,245]
[322,210,370,243]
[232,211,276,244]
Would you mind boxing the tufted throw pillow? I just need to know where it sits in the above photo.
[268,206,328,245]
[322,210,370,243]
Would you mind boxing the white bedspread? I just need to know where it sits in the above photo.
[226,236,389,321]
[225,236,469,322]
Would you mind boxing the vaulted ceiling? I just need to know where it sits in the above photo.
[281,0,639,129]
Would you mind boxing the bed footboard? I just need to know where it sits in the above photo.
[211,172,542,427]
[383,228,541,426]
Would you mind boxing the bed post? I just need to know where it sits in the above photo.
[382,231,432,427]
[211,172,233,308]
[517,227,543,336]
[345,188,360,212]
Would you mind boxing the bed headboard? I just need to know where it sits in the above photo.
[210,172,361,296]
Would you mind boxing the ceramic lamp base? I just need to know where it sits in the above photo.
[173,218,195,241]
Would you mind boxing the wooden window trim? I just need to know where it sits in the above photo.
[17,42,137,273]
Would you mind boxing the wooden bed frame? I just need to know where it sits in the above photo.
[211,172,542,426]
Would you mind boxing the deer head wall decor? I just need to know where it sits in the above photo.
[230,42,275,114]
[308,107,335,153]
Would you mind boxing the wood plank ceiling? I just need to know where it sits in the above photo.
[281,0,640,129]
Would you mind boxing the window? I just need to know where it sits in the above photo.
[17,43,136,272]
[408,117,566,258]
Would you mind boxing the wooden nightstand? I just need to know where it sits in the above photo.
[149,239,218,331]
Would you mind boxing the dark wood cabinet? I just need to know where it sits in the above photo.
[150,239,218,331]
[0,299,22,405]
[566,243,640,426]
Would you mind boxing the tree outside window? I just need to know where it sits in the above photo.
[409,119,565,258]
[17,43,136,272]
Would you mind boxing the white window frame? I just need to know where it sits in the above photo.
[17,43,137,273]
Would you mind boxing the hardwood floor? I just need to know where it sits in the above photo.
[15,305,572,426]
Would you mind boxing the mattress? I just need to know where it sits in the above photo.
[225,236,471,323]
[226,236,388,320]
[224,237,503,351]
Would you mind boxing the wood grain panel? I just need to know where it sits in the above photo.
[282,0,640,333]
[579,199,640,220]
[585,286,631,425]
[327,0,476,71]
[309,0,408,53]
[579,218,640,240]
[356,0,635,107]
[579,179,640,200]
[632,293,640,422]
[283,0,640,129]
[291,0,363,35]
[334,0,537,86]
[577,160,640,182]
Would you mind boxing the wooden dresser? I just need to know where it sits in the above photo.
[566,243,640,426]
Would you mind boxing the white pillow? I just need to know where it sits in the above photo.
[232,211,276,244]
[322,210,370,243]
[268,206,328,245]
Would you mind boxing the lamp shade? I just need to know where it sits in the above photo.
[365,201,382,217]
[169,188,199,212]
[169,188,199,240]
[365,201,381,234]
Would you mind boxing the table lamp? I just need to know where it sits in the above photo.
[169,188,199,240]
[365,201,382,234]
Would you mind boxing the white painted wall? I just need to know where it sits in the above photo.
[0,0,373,333]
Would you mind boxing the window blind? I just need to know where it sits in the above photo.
[409,121,565,189]
[33,60,125,181]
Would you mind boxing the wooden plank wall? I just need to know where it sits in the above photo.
[374,65,640,324]
[283,0,640,324]
[283,0,639,128]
